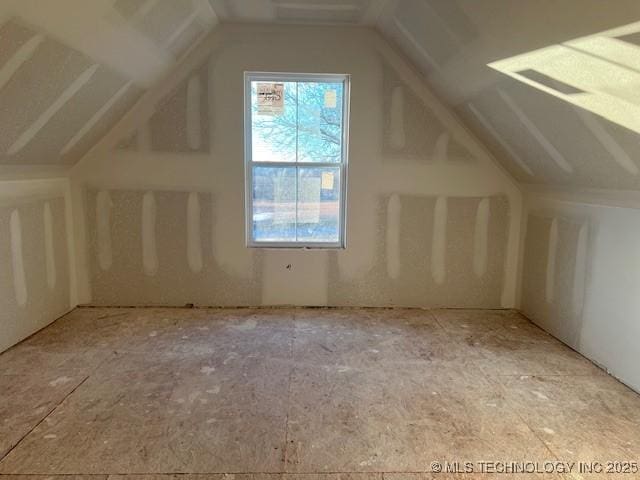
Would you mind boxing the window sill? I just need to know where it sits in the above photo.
[246,243,346,250]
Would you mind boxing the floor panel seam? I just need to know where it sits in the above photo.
[282,314,297,469]
[493,377,561,462]
[0,375,90,465]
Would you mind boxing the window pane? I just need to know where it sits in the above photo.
[297,82,343,163]
[297,167,341,242]
[252,166,296,241]
[251,81,297,162]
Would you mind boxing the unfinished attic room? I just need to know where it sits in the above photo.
[3,0,640,477]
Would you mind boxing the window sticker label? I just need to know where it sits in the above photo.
[257,83,285,115]
[321,172,335,190]
[324,89,337,108]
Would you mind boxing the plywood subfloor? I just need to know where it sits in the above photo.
[0,308,639,479]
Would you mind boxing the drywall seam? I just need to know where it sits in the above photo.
[386,193,401,279]
[473,197,489,278]
[373,30,524,186]
[514,193,529,308]
[0,165,70,181]
[573,222,588,317]
[96,190,113,271]
[374,31,510,178]
[0,33,44,91]
[468,103,534,176]
[186,75,202,150]
[524,184,640,210]
[0,178,67,200]
[70,28,220,174]
[545,217,558,303]
[187,191,203,273]
[8,64,100,155]
[71,183,91,304]
[142,191,158,276]
[10,209,27,307]
[500,195,526,308]
[523,193,640,393]
[497,89,573,174]
[63,180,78,308]
[60,81,133,155]
[69,26,524,309]
[574,107,638,176]
[373,30,523,307]
[431,196,447,284]
[43,201,56,289]
[389,85,406,149]
[0,178,77,308]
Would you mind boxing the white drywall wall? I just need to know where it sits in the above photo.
[0,177,75,352]
[522,190,640,392]
[69,25,522,308]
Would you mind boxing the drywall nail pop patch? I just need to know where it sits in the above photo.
[389,85,406,150]
[473,198,490,278]
[10,209,27,307]
[96,190,113,272]
[386,193,401,280]
[187,192,203,273]
[142,191,158,277]
[44,201,56,290]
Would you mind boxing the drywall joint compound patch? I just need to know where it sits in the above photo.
[473,198,490,278]
[8,64,100,154]
[0,33,44,91]
[498,90,573,174]
[574,106,639,176]
[187,192,203,273]
[386,193,401,279]
[61,81,132,155]
[44,202,56,290]
[142,191,158,276]
[96,190,113,271]
[546,218,559,304]
[573,222,589,316]
[431,196,447,285]
[10,210,27,307]
[389,85,406,149]
[468,103,534,176]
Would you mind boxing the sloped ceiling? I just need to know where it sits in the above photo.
[0,0,217,167]
[378,0,640,191]
[1,0,639,193]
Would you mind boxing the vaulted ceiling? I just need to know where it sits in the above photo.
[0,0,216,167]
[1,0,639,192]
[378,0,640,191]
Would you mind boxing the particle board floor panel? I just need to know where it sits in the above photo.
[0,307,638,480]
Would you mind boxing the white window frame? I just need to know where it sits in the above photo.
[244,72,351,249]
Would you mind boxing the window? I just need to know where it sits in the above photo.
[244,72,350,248]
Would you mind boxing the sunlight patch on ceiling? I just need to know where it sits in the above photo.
[489,21,640,134]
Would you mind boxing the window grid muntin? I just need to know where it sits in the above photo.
[244,72,350,249]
